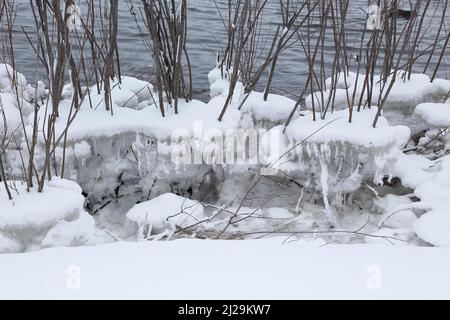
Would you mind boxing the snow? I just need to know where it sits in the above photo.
[208,67,233,98]
[207,67,298,125]
[412,156,450,246]
[46,177,83,194]
[263,207,295,219]
[41,213,108,248]
[0,93,23,135]
[414,211,450,247]
[392,154,450,246]
[415,101,450,127]
[306,88,350,111]
[0,239,450,299]
[241,91,297,123]
[0,64,28,95]
[41,95,241,143]
[86,76,154,110]
[0,178,111,252]
[117,76,154,101]
[0,179,85,231]
[286,108,410,148]
[306,72,450,111]
[373,195,417,229]
[126,193,205,236]
[74,141,91,159]
[0,64,37,106]
[392,154,433,189]
[0,233,21,253]
[364,228,414,246]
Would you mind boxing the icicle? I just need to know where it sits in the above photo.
[312,144,319,160]
[295,187,304,215]
[319,155,333,226]
[306,143,312,158]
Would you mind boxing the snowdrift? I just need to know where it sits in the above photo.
[0,178,111,253]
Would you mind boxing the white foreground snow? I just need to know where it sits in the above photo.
[0,239,449,299]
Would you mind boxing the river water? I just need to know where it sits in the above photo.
[8,0,450,100]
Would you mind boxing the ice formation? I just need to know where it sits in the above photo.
[1,61,450,250]
[260,108,412,221]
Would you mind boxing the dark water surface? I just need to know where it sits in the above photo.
[8,0,450,100]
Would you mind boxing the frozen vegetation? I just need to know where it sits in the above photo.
[1,63,449,252]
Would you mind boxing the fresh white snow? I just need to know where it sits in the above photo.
[415,101,450,128]
[0,239,449,299]
[127,193,205,237]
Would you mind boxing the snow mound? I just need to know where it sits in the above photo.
[118,76,154,101]
[241,91,297,123]
[0,64,35,102]
[0,179,85,231]
[0,64,39,140]
[392,153,433,189]
[127,193,205,237]
[208,66,233,98]
[0,178,111,252]
[0,93,23,135]
[415,100,450,127]
[414,211,450,247]
[392,154,450,246]
[81,76,154,110]
[412,156,450,246]
[41,212,109,248]
[208,67,296,125]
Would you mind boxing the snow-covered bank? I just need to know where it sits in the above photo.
[0,239,449,299]
[1,61,450,251]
